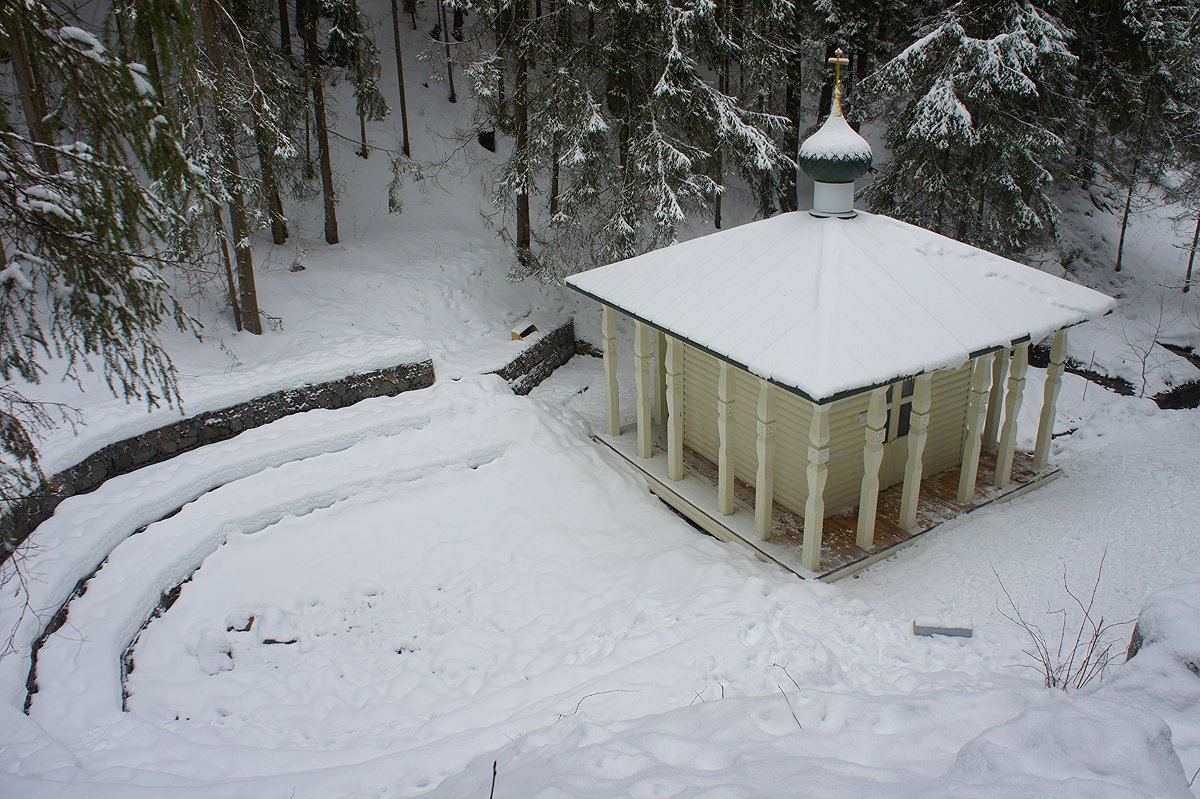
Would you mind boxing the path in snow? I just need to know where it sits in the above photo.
[1,360,1197,797]
[0,375,1119,798]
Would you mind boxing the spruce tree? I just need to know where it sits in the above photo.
[811,0,924,119]
[390,0,413,157]
[1166,42,1200,292]
[300,0,340,243]
[457,0,792,281]
[0,2,203,506]
[1083,0,1198,272]
[223,0,308,246]
[162,0,308,330]
[863,1,1075,256]
[199,0,265,333]
[326,0,389,158]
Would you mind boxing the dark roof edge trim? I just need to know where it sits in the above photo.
[566,283,1074,406]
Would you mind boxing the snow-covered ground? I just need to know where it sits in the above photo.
[19,24,1199,477]
[15,12,574,478]
[2,365,1199,797]
[1051,184,1200,397]
[4,1,1200,795]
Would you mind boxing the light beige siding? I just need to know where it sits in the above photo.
[769,374,817,514]
[682,345,774,498]
[821,392,872,515]
[680,342,971,522]
[680,345,719,461]
[924,362,971,477]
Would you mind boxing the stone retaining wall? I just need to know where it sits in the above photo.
[2,318,580,559]
[491,319,577,395]
[1032,340,1200,409]
[0,359,435,559]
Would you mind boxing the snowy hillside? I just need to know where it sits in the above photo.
[2,0,1200,797]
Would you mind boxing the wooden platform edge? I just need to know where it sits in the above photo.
[803,466,1061,582]
[595,434,1061,584]
[593,436,819,578]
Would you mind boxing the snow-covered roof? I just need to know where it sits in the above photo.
[567,211,1114,403]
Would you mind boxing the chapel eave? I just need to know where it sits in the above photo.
[567,280,1059,406]
[565,210,1114,405]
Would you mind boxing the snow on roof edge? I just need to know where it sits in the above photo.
[565,212,1115,403]
[568,280,1032,405]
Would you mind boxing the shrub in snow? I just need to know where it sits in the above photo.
[998,554,1129,691]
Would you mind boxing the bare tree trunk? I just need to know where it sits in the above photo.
[406,0,417,30]
[713,0,730,229]
[212,201,244,332]
[359,109,369,158]
[252,111,288,244]
[713,163,723,228]
[279,0,293,57]
[298,0,313,177]
[549,138,560,218]
[132,11,163,91]
[11,19,57,175]
[617,98,630,189]
[437,0,457,103]
[547,1,562,218]
[780,45,802,213]
[1115,151,1139,273]
[114,5,131,57]
[817,43,835,120]
[955,160,981,241]
[201,0,263,334]
[513,0,530,264]
[390,0,412,157]
[301,0,340,244]
[933,152,950,233]
[495,0,506,106]
[1184,212,1199,293]
[973,181,986,243]
[1116,95,1153,273]
[1076,110,1097,188]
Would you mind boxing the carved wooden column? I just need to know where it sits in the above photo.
[753,379,776,540]
[665,335,684,481]
[601,306,620,437]
[995,341,1030,487]
[633,321,653,458]
[654,331,667,426]
[801,403,831,571]
[1032,329,1069,471]
[957,356,992,503]
[717,361,736,515]
[899,373,933,529]
[982,347,1009,450]
[856,387,888,549]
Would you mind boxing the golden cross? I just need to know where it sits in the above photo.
[828,47,850,116]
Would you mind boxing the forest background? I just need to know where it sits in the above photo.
[1,0,1198,508]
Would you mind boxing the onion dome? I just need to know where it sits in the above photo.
[798,112,873,184]
[798,47,872,185]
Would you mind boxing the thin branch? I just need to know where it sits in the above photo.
[777,685,802,728]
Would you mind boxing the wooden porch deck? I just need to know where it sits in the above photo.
[599,434,1059,581]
